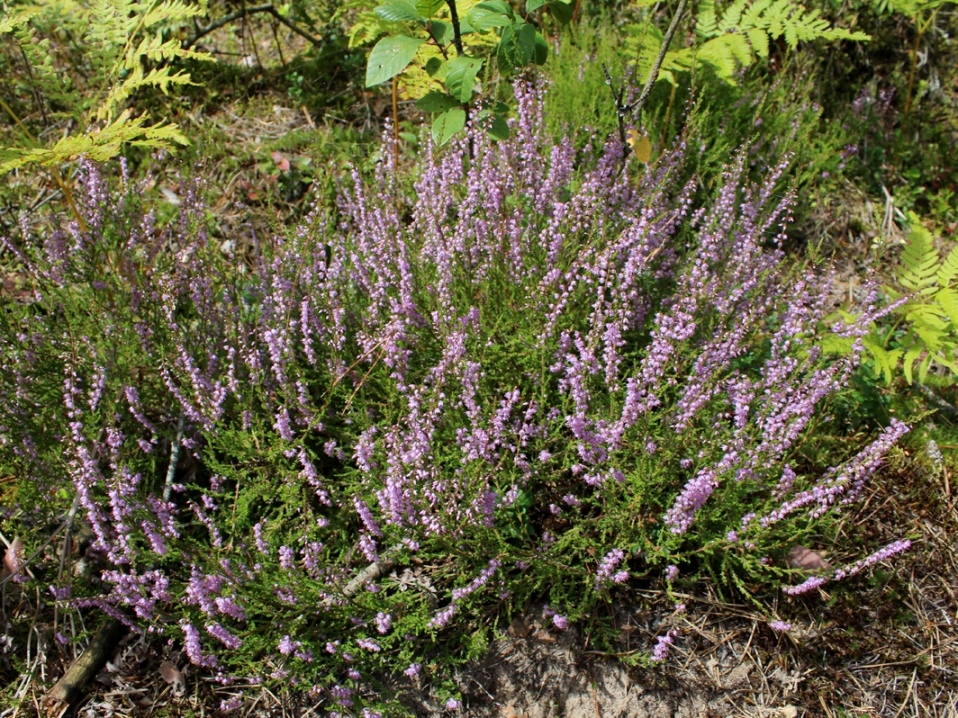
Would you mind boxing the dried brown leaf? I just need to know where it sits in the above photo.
[788,545,831,572]
[3,536,23,581]
[158,661,185,695]
[271,151,290,173]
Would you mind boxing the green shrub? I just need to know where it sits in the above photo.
[0,83,913,713]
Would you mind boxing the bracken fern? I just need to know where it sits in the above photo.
[0,0,212,174]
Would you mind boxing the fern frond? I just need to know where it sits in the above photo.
[936,244,958,287]
[0,7,41,33]
[695,0,719,38]
[862,337,902,385]
[898,216,940,293]
[671,0,868,85]
[936,287,958,327]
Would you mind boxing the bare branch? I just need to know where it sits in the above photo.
[185,4,323,51]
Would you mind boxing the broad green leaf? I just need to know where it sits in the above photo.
[497,23,518,76]
[375,0,425,22]
[497,20,537,74]
[488,115,510,140]
[467,3,513,31]
[366,35,424,87]
[417,91,462,112]
[474,0,515,18]
[424,56,444,75]
[477,109,510,140]
[445,55,483,102]
[526,0,548,11]
[428,19,454,45]
[516,21,537,65]
[533,30,549,64]
[416,0,445,14]
[432,107,467,145]
[546,0,575,24]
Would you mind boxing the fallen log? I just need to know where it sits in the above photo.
[42,617,127,717]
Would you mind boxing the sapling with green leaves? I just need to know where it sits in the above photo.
[363,0,573,143]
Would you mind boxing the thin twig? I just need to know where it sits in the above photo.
[445,0,465,56]
[631,0,689,123]
[184,3,323,50]
[162,414,185,503]
[54,492,82,632]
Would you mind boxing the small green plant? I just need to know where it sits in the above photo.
[823,213,958,385]
[358,0,573,143]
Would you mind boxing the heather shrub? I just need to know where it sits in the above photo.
[0,83,911,713]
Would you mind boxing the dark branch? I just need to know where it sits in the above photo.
[445,0,465,56]
[184,3,323,50]
[631,0,689,122]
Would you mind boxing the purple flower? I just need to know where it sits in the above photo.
[783,576,826,596]
[278,635,300,655]
[664,565,679,582]
[219,698,243,712]
[278,545,295,571]
[768,620,791,632]
[205,622,242,649]
[552,614,569,630]
[181,622,216,667]
[833,539,912,581]
[596,549,627,588]
[650,630,675,663]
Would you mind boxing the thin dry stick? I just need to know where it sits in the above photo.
[53,492,82,632]
[324,545,402,606]
[162,414,185,503]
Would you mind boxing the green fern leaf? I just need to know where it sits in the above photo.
[0,7,41,33]
[899,216,940,292]
[696,0,719,38]
[863,337,901,385]
[902,346,924,384]
[747,27,770,58]
[936,244,958,287]
[935,287,958,327]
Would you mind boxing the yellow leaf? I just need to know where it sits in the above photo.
[627,129,653,163]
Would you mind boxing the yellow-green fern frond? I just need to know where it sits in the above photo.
[634,0,870,87]
[898,214,939,295]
